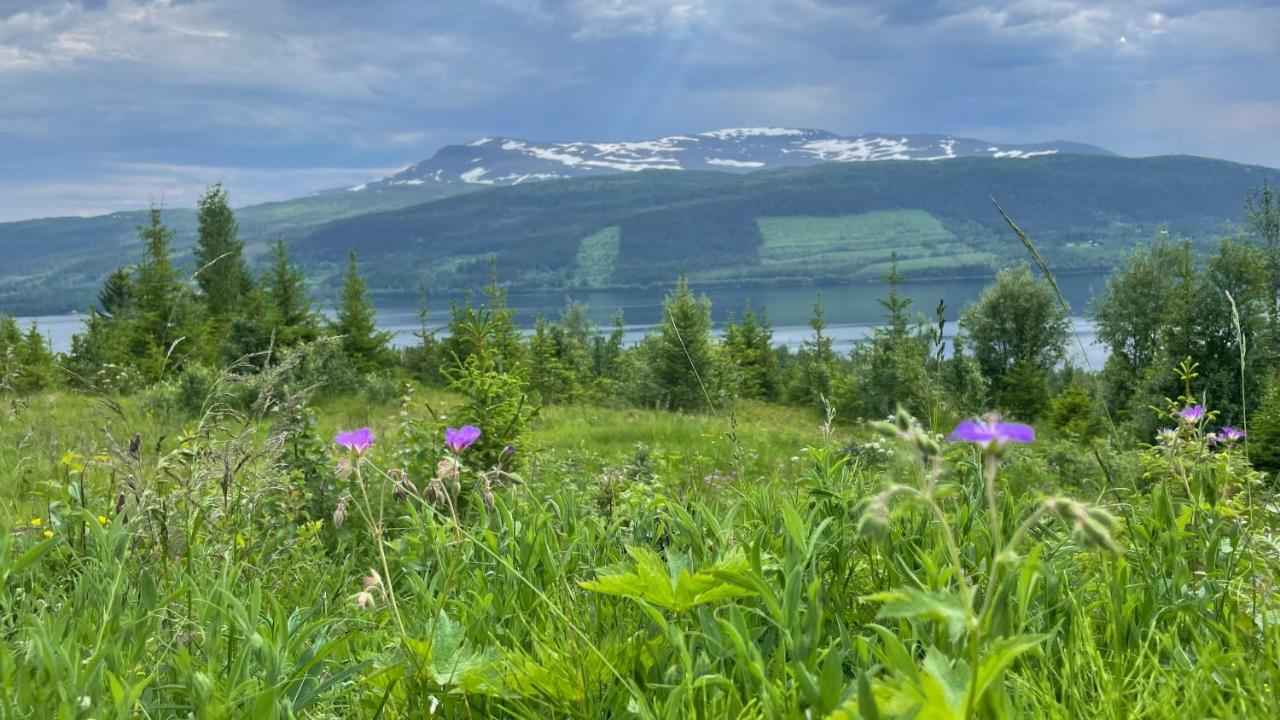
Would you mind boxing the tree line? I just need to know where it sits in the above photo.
[3,183,1280,467]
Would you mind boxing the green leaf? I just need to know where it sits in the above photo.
[581,546,756,612]
[971,634,1047,701]
[864,588,970,641]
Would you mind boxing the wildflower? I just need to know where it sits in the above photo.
[949,414,1035,451]
[362,569,382,589]
[502,444,516,458]
[42,530,53,539]
[1177,405,1205,423]
[1157,427,1179,444]
[354,590,376,611]
[1217,426,1245,443]
[334,427,375,454]
[29,518,41,528]
[97,515,108,525]
[445,425,481,453]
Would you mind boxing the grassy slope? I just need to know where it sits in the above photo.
[0,389,826,525]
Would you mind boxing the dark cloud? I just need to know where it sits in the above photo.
[0,0,1276,220]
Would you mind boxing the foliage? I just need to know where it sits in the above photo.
[961,263,1070,419]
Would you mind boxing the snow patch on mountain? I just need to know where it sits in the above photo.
[707,158,766,168]
[345,128,1114,192]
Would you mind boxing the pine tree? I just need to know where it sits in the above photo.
[263,237,316,345]
[655,275,717,411]
[132,206,198,379]
[723,303,778,400]
[194,183,252,317]
[98,267,134,316]
[15,323,55,393]
[528,315,576,404]
[1245,182,1280,316]
[791,300,835,410]
[855,257,931,418]
[332,250,392,372]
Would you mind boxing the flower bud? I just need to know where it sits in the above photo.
[355,590,376,611]
[333,497,349,529]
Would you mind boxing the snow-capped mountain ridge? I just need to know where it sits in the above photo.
[350,128,1114,191]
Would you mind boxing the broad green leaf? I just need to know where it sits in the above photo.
[864,588,970,641]
[581,546,756,612]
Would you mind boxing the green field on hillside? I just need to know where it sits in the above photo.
[572,226,621,288]
[755,210,1000,279]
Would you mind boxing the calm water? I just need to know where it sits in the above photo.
[17,273,1110,368]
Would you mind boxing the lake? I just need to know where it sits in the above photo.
[16,272,1111,368]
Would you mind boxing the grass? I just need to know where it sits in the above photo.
[2,383,1279,717]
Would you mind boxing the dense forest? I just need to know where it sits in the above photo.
[2,181,1280,717]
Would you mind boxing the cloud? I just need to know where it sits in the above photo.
[566,0,712,38]
[0,161,399,221]
[0,0,1277,221]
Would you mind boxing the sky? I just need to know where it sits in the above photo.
[1,0,1277,221]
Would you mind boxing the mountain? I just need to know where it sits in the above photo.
[298,154,1278,304]
[0,133,1272,317]
[349,128,1116,190]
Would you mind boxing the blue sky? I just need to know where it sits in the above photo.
[1,0,1277,221]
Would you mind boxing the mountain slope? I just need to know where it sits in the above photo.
[298,154,1279,303]
[352,128,1115,190]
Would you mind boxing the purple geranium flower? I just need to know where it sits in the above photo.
[1217,426,1244,443]
[334,427,375,454]
[445,425,482,453]
[950,416,1035,451]
[1177,405,1205,423]
[502,444,516,458]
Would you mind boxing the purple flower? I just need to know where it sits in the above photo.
[502,444,516,458]
[445,425,481,453]
[949,416,1035,451]
[1177,405,1205,423]
[334,427,375,454]
[1216,426,1245,444]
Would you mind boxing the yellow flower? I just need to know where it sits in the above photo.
[30,518,41,528]
[98,515,108,525]
[42,530,53,539]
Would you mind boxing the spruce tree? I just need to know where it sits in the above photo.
[332,250,392,372]
[132,206,197,378]
[724,303,778,401]
[655,275,717,411]
[15,323,55,393]
[98,267,133,316]
[194,183,251,317]
[855,257,931,418]
[264,237,316,344]
[791,300,835,410]
[1245,182,1280,316]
